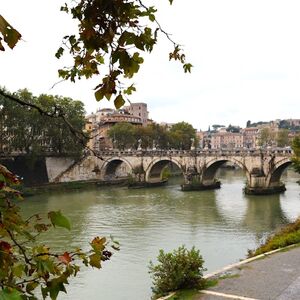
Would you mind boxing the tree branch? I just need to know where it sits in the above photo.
[6,229,30,264]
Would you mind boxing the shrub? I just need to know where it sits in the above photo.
[149,245,206,298]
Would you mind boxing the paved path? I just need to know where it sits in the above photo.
[197,245,300,300]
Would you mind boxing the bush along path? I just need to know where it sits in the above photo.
[156,218,300,300]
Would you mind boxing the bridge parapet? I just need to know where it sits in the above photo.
[95,148,292,158]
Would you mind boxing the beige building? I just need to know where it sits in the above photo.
[196,131,205,148]
[286,119,300,127]
[241,127,259,148]
[124,102,149,126]
[211,130,244,149]
[85,102,149,150]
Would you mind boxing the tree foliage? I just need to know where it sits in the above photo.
[226,124,240,133]
[108,122,197,150]
[276,129,290,147]
[292,136,300,174]
[1,1,191,108]
[107,122,136,150]
[0,88,87,157]
[258,127,275,147]
[56,0,191,107]
[0,165,119,300]
[168,122,197,150]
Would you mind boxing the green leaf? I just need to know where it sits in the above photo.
[12,264,24,278]
[94,88,104,101]
[55,47,64,59]
[89,253,101,268]
[26,281,39,293]
[0,173,6,183]
[48,211,71,230]
[0,288,22,300]
[183,63,193,73]
[49,280,66,300]
[149,14,155,22]
[0,15,22,50]
[124,85,136,95]
[114,94,125,109]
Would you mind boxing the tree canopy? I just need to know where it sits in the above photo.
[0,88,87,157]
[108,121,197,150]
[292,136,300,174]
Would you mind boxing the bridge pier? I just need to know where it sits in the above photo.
[181,166,221,191]
[244,169,286,195]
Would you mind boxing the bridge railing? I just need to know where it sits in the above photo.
[94,148,292,157]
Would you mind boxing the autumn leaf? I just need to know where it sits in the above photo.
[0,15,21,51]
[0,240,12,253]
[58,252,72,264]
[91,236,106,252]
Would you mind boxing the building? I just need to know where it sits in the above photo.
[196,131,205,148]
[210,130,244,149]
[124,102,149,126]
[241,127,259,148]
[85,102,149,150]
[285,119,300,127]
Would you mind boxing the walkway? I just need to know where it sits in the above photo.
[197,245,300,300]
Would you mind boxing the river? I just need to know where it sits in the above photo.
[20,168,300,300]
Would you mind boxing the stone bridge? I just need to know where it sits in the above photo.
[55,148,293,195]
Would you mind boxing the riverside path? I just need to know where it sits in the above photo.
[197,245,300,300]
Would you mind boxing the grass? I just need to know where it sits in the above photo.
[167,289,199,300]
[248,217,300,257]
[165,275,240,300]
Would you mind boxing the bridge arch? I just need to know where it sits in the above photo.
[145,157,184,182]
[266,158,292,187]
[100,157,133,180]
[202,157,250,185]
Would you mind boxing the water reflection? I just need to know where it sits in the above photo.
[242,194,288,242]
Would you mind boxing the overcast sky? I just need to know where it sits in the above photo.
[1,0,300,130]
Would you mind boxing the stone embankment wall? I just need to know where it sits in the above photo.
[45,157,74,182]
[56,156,104,182]
[0,156,75,186]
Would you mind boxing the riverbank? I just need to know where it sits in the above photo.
[19,179,128,196]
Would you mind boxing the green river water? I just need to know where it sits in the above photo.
[20,168,300,300]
